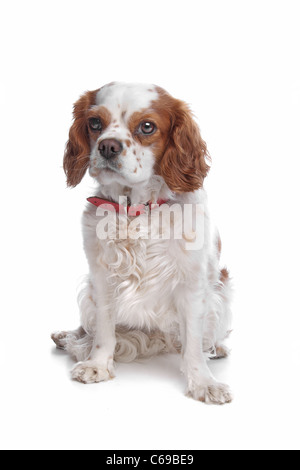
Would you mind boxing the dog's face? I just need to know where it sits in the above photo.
[64,82,209,193]
[88,83,170,188]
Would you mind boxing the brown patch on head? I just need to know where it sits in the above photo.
[151,87,210,193]
[63,89,100,187]
[122,149,127,157]
[134,167,138,174]
[87,106,112,142]
[128,108,171,150]
[133,149,137,155]
[125,139,131,148]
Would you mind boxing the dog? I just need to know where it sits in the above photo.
[51,82,233,405]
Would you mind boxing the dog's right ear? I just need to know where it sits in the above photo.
[63,89,99,187]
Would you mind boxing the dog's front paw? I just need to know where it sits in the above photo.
[187,380,233,405]
[71,360,115,384]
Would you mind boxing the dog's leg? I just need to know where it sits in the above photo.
[71,276,116,384]
[51,327,85,350]
[177,288,233,405]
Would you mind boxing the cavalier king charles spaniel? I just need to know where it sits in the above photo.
[52,82,233,405]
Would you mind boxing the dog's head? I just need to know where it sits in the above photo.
[63,82,210,193]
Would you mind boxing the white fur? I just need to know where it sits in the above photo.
[52,82,233,405]
[95,82,158,118]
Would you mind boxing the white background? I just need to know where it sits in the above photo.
[0,0,300,451]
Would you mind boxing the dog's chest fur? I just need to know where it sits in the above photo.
[82,203,207,330]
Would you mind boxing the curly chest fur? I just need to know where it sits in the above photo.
[83,207,204,330]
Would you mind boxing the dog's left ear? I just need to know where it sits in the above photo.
[63,89,99,187]
[159,99,210,193]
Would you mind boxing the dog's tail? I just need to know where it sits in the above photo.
[55,326,181,363]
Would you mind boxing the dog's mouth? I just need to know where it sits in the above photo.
[90,160,120,176]
[100,159,121,173]
[102,166,117,173]
[103,166,122,178]
[90,163,127,184]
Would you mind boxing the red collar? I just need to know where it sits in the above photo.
[87,197,168,216]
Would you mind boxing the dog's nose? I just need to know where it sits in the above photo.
[98,139,123,159]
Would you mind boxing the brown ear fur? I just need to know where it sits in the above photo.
[159,99,210,193]
[63,89,99,187]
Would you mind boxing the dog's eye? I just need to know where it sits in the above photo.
[89,118,102,132]
[140,122,156,135]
